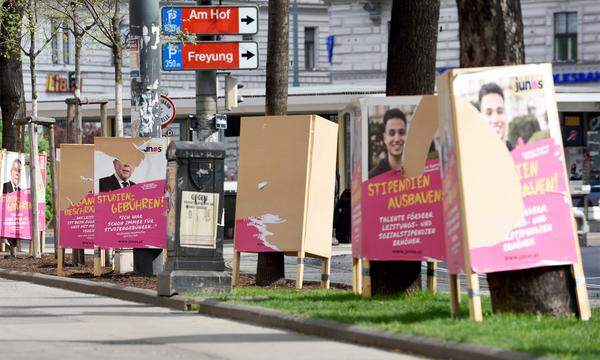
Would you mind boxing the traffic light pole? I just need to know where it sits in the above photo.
[130,0,163,275]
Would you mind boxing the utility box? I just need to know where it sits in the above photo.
[232,115,338,289]
[158,141,230,295]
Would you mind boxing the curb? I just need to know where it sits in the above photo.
[0,268,538,360]
[0,268,192,311]
[193,299,538,360]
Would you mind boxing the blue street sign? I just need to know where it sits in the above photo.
[162,7,182,35]
[162,43,183,71]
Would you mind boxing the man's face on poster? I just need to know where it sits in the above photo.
[480,93,508,141]
[113,159,133,181]
[383,118,407,158]
[10,160,21,185]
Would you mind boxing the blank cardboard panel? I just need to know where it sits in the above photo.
[235,115,338,257]
[59,144,94,211]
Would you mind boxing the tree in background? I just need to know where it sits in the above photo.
[457,0,577,316]
[256,0,291,286]
[82,0,126,136]
[0,0,26,152]
[47,0,96,141]
[371,0,441,295]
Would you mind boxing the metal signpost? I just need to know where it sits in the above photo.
[158,4,258,295]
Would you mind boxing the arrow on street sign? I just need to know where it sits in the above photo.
[162,42,259,71]
[161,6,259,35]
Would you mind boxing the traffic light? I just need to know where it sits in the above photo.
[225,75,244,111]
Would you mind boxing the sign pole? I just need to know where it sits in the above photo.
[194,0,217,142]
[130,0,164,275]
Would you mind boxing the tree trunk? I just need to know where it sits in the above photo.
[457,0,577,316]
[264,0,290,116]
[256,0,290,286]
[0,0,26,152]
[74,7,83,143]
[374,0,440,295]
[26,0,37,118]
[457,0,524,67]
[112,3,123,137]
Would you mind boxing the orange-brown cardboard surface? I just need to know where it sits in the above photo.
[94,137,146,168]
[452,96,524,249]
[59,144,94,210]
[403,95,439,178]
[234,115,338,258]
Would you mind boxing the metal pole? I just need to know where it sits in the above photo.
[292,0,300,87]
[48,124,59,259]
[130,0,163,275]
[130,0,162,138]
[29,122,41,258]
[196,0,217,142]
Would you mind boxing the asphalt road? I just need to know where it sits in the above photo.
[0,278,419,360]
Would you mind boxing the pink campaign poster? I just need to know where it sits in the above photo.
[59,144,95,249]
[451,66,577,273]
[94,137,167,249]
[437,87,466,274]
[350,97,445,261]
[0,152,46,239]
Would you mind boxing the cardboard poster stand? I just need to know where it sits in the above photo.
[232,115,338,289]
[344,96,445,297]
[422,64,591,321]
[57,144,95,276]
[0,150,47,255]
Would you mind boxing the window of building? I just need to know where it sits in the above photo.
[304,27,316,71]
[554,12,577,62]
[62,27,70,64]
[51,18,59,64]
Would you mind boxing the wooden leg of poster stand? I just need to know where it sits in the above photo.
[28,240,34,256]
[93,247,102,277]
[17,240,22,253]
[449,274,460,318]
[1,241,5,252]
[296,253,305,290]
[572,262,591,320]
[427,261,437,293]
[231,251,240,287]
[465,271,483,322]
[356,258,363,295]
[362,259,372,298]
[100,249,106,268]
[57,247,65,276]
[321,257,331,289]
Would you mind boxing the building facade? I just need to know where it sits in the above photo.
[17,0,600,195]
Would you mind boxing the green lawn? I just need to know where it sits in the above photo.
[186,288,600,359]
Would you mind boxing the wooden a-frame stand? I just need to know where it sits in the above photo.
[232,250,332,290]
[352,259,439,296]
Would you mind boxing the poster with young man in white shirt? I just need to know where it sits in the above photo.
[94,137,167,249]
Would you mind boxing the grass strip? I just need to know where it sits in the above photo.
[185,288,600,359]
